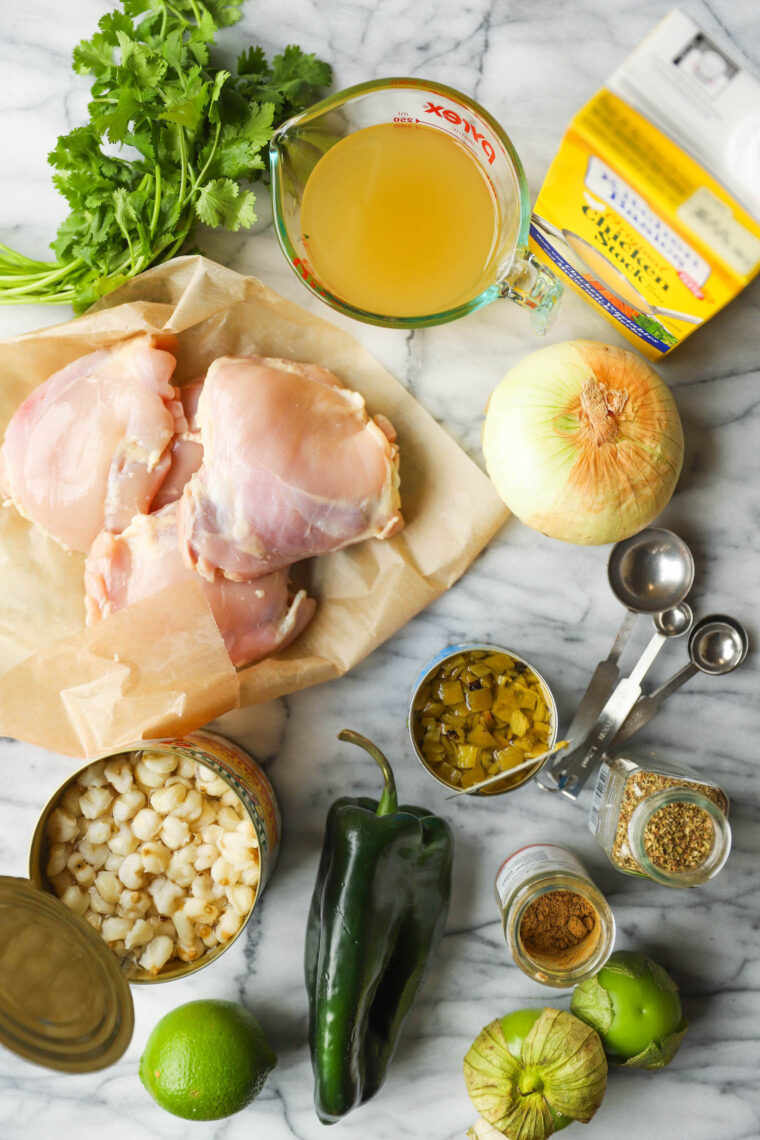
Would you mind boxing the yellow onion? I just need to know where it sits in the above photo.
[482,341,684,545]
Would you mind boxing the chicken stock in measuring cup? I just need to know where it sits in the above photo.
[269,78,563,331]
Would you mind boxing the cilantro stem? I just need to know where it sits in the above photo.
[178,128,189,207]
[190,122,221,195]
[0,244,58,270]
[162,220,194,261]
[150,164,162,235]
[0,292,77,305]
[0,259,85,296]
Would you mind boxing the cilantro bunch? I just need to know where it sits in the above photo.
[0,0,330,312]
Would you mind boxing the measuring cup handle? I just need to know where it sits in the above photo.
[497,248,563,335]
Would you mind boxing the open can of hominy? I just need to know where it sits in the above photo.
[0,730,280,1074]
[28,729,281,985]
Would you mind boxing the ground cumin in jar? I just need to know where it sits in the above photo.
[495,844,615,986]
[589,754,731,887]
[519,889,598,969]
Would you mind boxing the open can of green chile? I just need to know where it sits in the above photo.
[408,643,559,795]
[0,730,280,1074]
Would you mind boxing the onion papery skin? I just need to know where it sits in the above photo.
[482,341,684,546]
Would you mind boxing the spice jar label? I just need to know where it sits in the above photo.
[588,762,611,834]
[495,844,586,907]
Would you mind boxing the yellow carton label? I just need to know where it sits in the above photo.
[530,89,760,358]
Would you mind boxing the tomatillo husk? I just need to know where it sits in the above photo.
[463,1008,607,1139]
[571,951,688,1070]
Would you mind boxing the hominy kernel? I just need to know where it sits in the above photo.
[113,789,146,823]
[104,759,133,794]
[150,784,186,815]
[46,842,71,878]
[108,825,139,857]
[85,818,116,845]
[77,763,108,789]
[141,751,178,776]
[118,852,145,890]
[46,808,78,843]
[88,886,114,915]
[79,786,113,820]
[139,840,171,875]
[131,807,163,841]
[94,871,121,905]
[61,884,88,915]
[124,919,154,951]
[139,934,174,974]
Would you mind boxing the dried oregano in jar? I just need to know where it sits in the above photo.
[589,754,731,887]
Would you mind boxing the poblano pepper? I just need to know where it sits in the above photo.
[305,730,454,1124]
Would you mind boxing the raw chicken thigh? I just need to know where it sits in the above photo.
[0,335,182,551]
[177,356,403,581]
[85,506,315,667]
[151,380,204,511]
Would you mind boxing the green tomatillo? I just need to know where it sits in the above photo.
[570,951,688,1069]
[463,1008,607,1139]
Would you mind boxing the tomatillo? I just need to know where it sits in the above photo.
[571,951,688,1069]
[464,1008,607,1138]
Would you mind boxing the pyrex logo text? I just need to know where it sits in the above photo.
[422,102,496,164]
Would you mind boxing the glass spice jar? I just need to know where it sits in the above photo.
[494,844,615,987]
[589,754,731,888]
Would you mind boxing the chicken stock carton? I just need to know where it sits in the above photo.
[529,10,760,358]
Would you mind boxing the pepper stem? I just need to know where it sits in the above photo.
[338,730,398,816]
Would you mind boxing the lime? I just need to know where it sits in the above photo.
[139,999,276,1121]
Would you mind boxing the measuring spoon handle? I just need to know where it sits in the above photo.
[609,662,698,748]
[553,676,648,799]
[563,610,637,743]
[549,629,671,800]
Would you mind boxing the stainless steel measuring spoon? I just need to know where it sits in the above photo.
[609,615,748,749]
[547,601,693,801]
[537,529,694,792]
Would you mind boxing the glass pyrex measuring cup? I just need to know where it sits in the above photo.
[269,78,563,331]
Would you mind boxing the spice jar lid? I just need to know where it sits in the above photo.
[0,876,134,1072]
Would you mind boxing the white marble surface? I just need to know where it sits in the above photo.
[1,1,759,1138]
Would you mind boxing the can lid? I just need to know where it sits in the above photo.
[0,876,134,1072]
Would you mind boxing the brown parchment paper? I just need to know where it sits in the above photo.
[0,255,508,758]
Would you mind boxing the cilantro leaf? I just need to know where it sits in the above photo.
[195,179,257,230]
[159,70,209,130]
[237,45,268,76]
[239,101,275,147]
[205,138,260,179]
